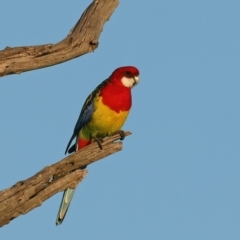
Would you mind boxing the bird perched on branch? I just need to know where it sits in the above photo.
[56,66,140,225]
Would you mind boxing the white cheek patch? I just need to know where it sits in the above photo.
[121,77,135,88]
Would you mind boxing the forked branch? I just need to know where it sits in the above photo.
[0,132,131,227]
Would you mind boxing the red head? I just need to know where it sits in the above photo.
[99,66,139,112]
[110,66,140,88]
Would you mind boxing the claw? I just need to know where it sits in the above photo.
[93,137,104,149]
[114,130,125,140]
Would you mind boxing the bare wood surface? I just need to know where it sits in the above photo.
[0,0,119,77]
[0,131,131,227]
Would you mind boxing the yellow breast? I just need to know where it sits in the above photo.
[87,95,129,137]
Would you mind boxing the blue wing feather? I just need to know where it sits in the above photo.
[73,102,94,133]
[65,101,94,154]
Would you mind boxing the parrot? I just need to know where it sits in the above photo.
[56,66,140,225]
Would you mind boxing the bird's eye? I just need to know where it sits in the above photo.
[126,71,132,77]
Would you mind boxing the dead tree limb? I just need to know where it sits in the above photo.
[0,131,131,227]
[0,0,119,77]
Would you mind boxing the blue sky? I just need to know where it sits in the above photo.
[1,0,240,239]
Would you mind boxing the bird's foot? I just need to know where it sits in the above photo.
[93,137,104,150]
[113,130,125,140]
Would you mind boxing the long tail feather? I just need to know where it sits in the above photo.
[56,188,76,225]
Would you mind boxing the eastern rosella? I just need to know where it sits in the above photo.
[56,66,140,225]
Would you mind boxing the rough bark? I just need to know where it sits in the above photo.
[0,132,131,227]
[0,0,119,77]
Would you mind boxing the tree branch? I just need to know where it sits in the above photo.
[0,0,119,77]
[0,131,131,227]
